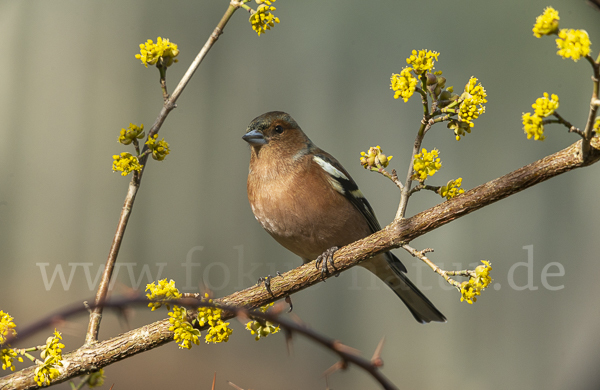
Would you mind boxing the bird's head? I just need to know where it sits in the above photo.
[243,112,313,159]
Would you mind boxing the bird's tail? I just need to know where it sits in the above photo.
[361,253,446,323]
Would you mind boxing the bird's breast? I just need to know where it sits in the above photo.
[247,165,371,260]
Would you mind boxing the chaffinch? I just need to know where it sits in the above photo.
[242,111,445,323]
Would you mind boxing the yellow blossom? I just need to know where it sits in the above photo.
[135,37,179,68]
[168,305,201,349]
[205,321,233,344]
[245,303,280,341]
[458,77,487,128]
[250,1,280,36]
[246,320,280,341]
[0,311,16,345]
[439,178,465,200]
[145,134,170,161]
[593,118,600,135]
[360,145,393,169]
[447,120,471,141]
[1,347,22,371]
[118,123,145,145]
[460,280,479,304]
[556,29,591,62]
[390,68,417,102]
[112,152,143,176]
[146,279,182,311]
[532,7,559,38]
[522,112,545,141]
[406,49,439,74]
[475,260,493,289]
[412,148,441,181]
[460,261,492,304]
[532,93,559,117]
[34,330,65,386]
[196,294,232,344]
[40,330,65,362]
[34,360,61,386]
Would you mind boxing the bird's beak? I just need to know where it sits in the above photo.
[242,129,267,145]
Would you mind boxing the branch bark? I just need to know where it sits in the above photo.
[2,137,599,389]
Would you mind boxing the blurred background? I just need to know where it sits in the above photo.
[1,1,599,389]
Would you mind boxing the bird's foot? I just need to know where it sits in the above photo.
[315,246,339,278]
[257,271,283,296]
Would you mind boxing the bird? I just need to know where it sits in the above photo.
[242,111,445,323]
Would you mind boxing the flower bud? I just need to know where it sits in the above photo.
[426,72,438,85]
[439,90,452,101]
[436,76,446,89]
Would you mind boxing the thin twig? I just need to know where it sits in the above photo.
[396,120,426,220]
[408,183,440,196]
[581,54,600,157]
[84,1,242,345]
[396,73,437,220]
[546,113,584,137]
[402,244,460,289]
[390,169,404,190]
[368,166,403,189]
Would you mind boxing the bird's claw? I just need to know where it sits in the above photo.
[257,275,274,295]
[315,246,339,277]
[257,272,283,296]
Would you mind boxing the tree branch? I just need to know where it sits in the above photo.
[3,137,599,389]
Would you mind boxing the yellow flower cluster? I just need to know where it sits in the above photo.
[197,295,232,344]
[169,305,201,349]
[447,120,471,141]
[594,118,600,135]
[146,279,182,311]
[118,123,145,145]
[360,145,393,169]
[0,311,16,344]
[532,7,559,38]
[522,93,559,141]
[412,148,442,181]
[112,152,143,176]
[135,37,179,68]
[390,68,417,102]
[1,347,21,371]
[245,303,281,341]
[522,112,545,141]
[34,330,65,386]
[533,92,559,117]
[0,311,22,372]
[460,261,493,304]
[475,261,493,288]
[146,134,171,161]
[406,49,439,75]
[250,0,280,36]
[458,77,487,128]
[439,178,465,200]
[556,29,591,62]
[205,321,233,344]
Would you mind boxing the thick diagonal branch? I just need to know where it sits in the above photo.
[2,137,599,389]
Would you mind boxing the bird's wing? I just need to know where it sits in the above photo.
[312,153,381,233]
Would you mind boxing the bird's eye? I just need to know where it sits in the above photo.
[274,125,284,134]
